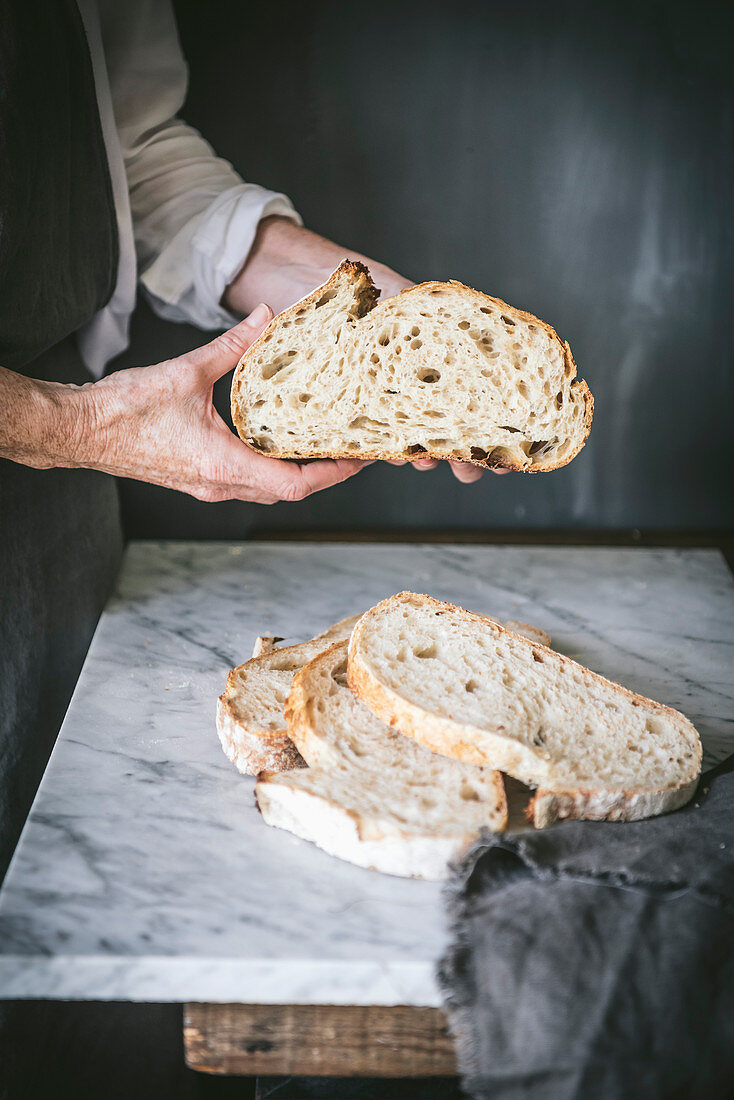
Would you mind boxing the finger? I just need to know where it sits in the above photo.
[449,461,485,484]
[238,444,370,503]
[411,458,438,471]
[287,458,370,500]
[385,459,408,466]
[188,303,274,382]
[490,468,511,475]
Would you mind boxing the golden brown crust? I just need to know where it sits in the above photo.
[231,263,593,473]
[347,592,702,827]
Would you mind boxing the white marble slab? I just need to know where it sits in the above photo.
[0,543,732,1004]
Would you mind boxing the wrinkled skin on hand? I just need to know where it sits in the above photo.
[83,305,368,504]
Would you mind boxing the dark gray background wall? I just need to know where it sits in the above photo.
[115,0,733,537]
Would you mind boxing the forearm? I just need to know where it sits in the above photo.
[0,367,95,470]
[223,216,412,316]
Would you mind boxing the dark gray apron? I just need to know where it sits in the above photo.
[0,0,123,881]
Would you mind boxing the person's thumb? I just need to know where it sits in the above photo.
[191,303,273,381]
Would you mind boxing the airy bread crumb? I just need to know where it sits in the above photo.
[231,261,593,472]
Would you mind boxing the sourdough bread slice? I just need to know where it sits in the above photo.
[217,615,360,775]
[231,262,593,472]
[347,593,702,827]
[255,642,507,879]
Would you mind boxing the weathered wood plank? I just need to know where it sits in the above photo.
[184,1003,457,1077]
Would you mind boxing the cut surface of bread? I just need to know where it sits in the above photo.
[231,262,593,472]
[347,593,702,827]
[255,642,507,879]
[217,615,360,775]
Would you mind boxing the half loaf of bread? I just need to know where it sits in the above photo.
[255,641,508,879]
[348,592,702,827]
[231,262,593,471]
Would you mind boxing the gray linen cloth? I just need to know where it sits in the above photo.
[440,757,734,1100]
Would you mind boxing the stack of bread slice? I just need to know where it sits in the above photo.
[217,594,701,880]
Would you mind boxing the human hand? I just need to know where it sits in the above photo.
[76,305,368,503]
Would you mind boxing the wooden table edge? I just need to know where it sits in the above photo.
[183,1002,457,1078]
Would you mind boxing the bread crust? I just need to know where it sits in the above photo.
[347,592,702,826]
[527,780,700,828]
[231,262,593,472]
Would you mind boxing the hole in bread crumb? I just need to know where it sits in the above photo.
[315,289,338,307]
[414,643,437,659]
[501,314,516,327]
[465,679,479,693]
[411,338,423,350]
[518,381,529,399]
[498,425,522,434]
[555,391,564,408]
[458,320,470,330]
[349,415,388,430]
[406,444,427,455]
[532,651,544,663]
[370,353,380,365]
[299,393,312,404]
[410,325,421,337]
[528,440,551,456]
[480,307,493,315]
[378,333,390,346]
[418,368,441,383]
[470,447,488,462]
[460,783,481,801]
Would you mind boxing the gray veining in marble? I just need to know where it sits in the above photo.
[0,542,732,1003]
